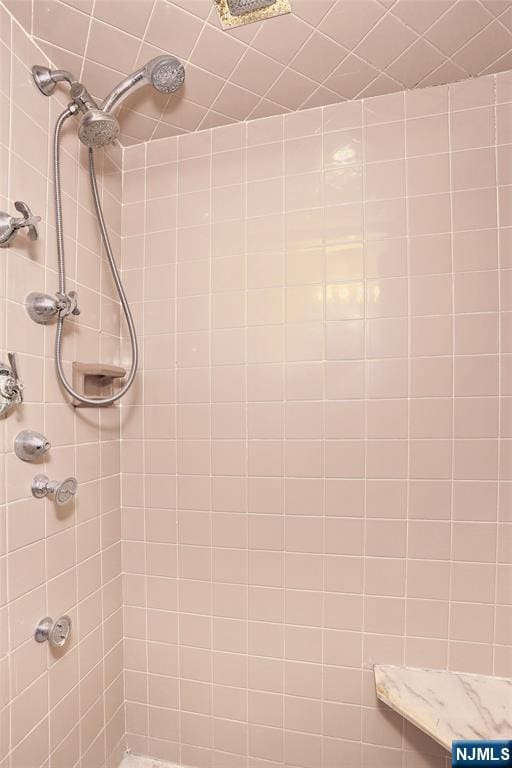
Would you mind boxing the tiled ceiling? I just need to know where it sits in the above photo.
[6,0,512,144]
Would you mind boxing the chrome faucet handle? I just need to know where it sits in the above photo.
[0,352,23,415]
[13,201,41,240]
[32,474,78,506]
[7,352,23,403]
[26,290,80,323]
[35,615,72,648]
[0,201,41,247]
[56,290,80,317]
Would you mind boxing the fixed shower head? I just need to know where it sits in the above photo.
[144,55,186,94]
[78,109,120,148]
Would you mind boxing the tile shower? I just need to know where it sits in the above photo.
[0,2,510,768]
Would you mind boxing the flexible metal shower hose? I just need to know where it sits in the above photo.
[53,108,138,406]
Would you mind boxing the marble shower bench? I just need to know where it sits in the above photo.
[374,665,512,751]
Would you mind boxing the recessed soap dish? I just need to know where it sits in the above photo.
[72,362,126,407]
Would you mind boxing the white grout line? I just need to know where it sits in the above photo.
[80,0,97,82]
[172,135,182,765]
[119,753,179,768]
[446,76,455,675]
[491,73,501,677]
[243,116,250,767]
[359,88,367,768]
[134,0,158,71]
[401,84,410,768]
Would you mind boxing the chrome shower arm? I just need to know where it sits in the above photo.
[100,68,146,113]
[32,66,99,115]
[48,69,77,85]
[32,65,79,96]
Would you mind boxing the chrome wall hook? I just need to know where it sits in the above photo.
[0,201,41,247]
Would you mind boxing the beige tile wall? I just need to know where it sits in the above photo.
[120,69,511,768]
[1,6,125,767]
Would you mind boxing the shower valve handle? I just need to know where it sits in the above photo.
[7,352,23,403]
[32,474,78,506]
[0,201,41,247]
[26,291,80,324]
[0,352,24,415]
[56,291,80,318]
[13,201,41,240]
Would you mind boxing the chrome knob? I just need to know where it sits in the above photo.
[35,615,71,648]
[32,474,77,506]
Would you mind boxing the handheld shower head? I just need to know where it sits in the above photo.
[78,108,120,148]
[144,55,186,94]
[100,55,185,115]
